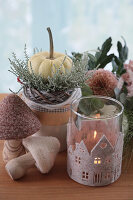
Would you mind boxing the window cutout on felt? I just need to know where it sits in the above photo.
[94,157,101,164]
[75,156,81,164]
[82,172,89,180]
[105,159,111,163]
[104,173,110,179]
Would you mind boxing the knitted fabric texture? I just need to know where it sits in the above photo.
[0,94,41,140]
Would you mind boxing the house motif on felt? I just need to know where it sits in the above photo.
[67,133,123,186]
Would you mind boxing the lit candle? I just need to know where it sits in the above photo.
[94,130,97,139]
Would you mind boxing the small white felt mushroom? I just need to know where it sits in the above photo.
[0,94,41,163]
[5,136,60,180]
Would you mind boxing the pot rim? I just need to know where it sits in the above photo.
[71,95,124,120]
[22,88,82,109]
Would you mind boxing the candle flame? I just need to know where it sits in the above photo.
[94,130,97,139]
[95,113,100,118]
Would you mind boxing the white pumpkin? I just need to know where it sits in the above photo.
[28,28,72,79]
[28,51,72,79]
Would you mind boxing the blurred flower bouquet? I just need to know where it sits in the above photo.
[72,37,133,167]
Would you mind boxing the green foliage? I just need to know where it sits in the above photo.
[119,92,127,104]
[114,81,133,162]
[71,52,82,62]
[72,37,114,70]
[78,97,104,116]
[9,47,90,93]
[81,84,93,96]
[125,97,133,111]
[93,37,114,69]
[72,37,128,75]
[123,108,133,162]
[78,84,104,116]
[112,37,128,77]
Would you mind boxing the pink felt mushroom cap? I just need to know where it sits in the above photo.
[0,94,41,140]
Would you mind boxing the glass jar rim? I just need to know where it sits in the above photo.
[71,95,124,120]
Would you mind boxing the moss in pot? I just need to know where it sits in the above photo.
[9,27,91,151]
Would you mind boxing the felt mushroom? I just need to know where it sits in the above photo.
[5,136,60,180]
[0,94,41,163]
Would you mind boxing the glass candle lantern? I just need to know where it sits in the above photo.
[67,96,124,186]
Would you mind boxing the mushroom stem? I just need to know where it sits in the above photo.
[5,152,35,180]
[3,140,25,163]
[47,27,54,59]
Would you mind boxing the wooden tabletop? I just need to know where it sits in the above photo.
[0,94,133,200]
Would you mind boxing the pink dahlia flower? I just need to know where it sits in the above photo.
[87,69,118,97]
[122,60,133,97]
[124,60,133,72]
